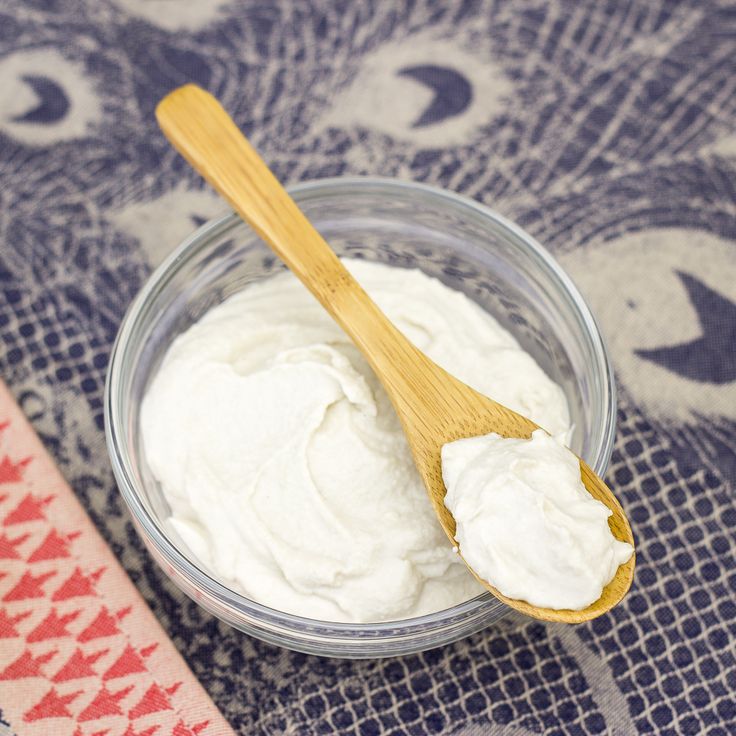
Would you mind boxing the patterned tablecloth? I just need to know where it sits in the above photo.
[1,1,735,734]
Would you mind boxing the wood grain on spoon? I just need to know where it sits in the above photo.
[155,84,635,623]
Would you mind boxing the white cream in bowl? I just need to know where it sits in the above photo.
[141,259,572,622]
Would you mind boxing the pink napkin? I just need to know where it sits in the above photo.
[0,381,235,736]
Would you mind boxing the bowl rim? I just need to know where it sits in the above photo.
[104,175,617,641]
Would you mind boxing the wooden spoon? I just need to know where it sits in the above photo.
[155,84,635,623]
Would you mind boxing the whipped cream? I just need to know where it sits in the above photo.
[442,430,633,610]
[141,259,571,622]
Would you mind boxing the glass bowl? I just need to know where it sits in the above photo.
[105,177,616,658]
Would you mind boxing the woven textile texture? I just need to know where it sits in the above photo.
[0,383,236,736]
[1,1,735,734]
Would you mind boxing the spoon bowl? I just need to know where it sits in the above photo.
[155,84,635,623]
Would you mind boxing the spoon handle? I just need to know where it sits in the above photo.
[156,84,430,396]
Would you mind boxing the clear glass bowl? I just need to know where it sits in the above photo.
[105,177,616,658]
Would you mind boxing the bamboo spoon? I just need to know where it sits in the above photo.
[155,84,635,623]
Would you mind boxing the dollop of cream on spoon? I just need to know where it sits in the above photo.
[442,430,634,611]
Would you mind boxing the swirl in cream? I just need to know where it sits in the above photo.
[141,260,570,622]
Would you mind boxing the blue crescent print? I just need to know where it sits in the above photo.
[397,64,473,127]
[11,75,70,124]
[636,271,736,384]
